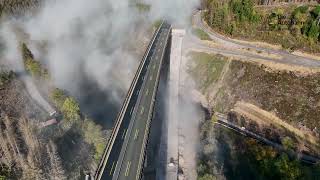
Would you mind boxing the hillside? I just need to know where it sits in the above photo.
[202,0,320,53]
[188,52,320,179]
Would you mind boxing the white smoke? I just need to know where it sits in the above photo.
[0,0,199,112]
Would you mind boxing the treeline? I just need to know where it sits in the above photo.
[50,88,107,161]
[256,0,318,5]
[197,117,320,179]
[21,43,49,79]
[0,44,110,179]
[203,0,320,52]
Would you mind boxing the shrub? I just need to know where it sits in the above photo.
[82,119,106,161]
[61,97,80,122]
[51,88,67,109]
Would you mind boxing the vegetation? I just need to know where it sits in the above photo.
[50,88,108,163]
[135,2,151,12]
[82,119,106,161]
[224,60,320,131]
[198,174,217,180]
[61,97,81,122]
[0,0,40,17]
[193,28,212,40]
[203,0,320,53]
[188,52,227,92]
[0,71,13,88]
[198,118,320,179]
[21,43,49,78]
[51,88,67,109]
[0,116,66,179]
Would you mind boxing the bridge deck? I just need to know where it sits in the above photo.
[95,22,171,180]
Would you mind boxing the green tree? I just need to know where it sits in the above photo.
[275,154,301,180]
[50,88,67,109]
[281,136,294,150]
[61,97,80,122]
[198,174,216,180]
[307,20,320,41]
[82,119,106,161]
[25,58,41,77]
[311,5,320,19]
[0,72,12,88]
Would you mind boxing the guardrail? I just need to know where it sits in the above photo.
[94,21,164,180]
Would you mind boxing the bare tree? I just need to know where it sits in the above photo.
[46,141,66,180]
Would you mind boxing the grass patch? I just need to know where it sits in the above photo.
[188,52,227,91]
[192,28,212,41]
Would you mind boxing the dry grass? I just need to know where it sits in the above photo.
[235,58,320,75]
[234,102,319,146]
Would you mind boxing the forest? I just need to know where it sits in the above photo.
[203,0,320,53]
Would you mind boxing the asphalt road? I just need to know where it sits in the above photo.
[97,22,171,180]
[189,11,320,68]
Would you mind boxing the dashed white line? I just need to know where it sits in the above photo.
[122,129,127,139]
[134,129,140,140]
[125,161,131,177]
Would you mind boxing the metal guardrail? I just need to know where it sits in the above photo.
[94,22,165,180]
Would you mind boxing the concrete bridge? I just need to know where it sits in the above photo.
[94,22,172,180]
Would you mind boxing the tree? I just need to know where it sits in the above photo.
[61,97,80,122]
[51,88,67,109]
[46,141,66,180]
[281,136,294,150]
[307,20,319,41]
[275,154,301,180]
[25,59,41,77]
[82,119,106,161]
[198,174,217,180]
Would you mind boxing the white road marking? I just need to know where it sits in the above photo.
[134,129,140,140]
[122,129,127,139]
[125,161,131,176]
[153,65,156,70]
[140,107,144,114]
[146,89,149,95]
[109,161,116,175]
[150,75,153,81]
